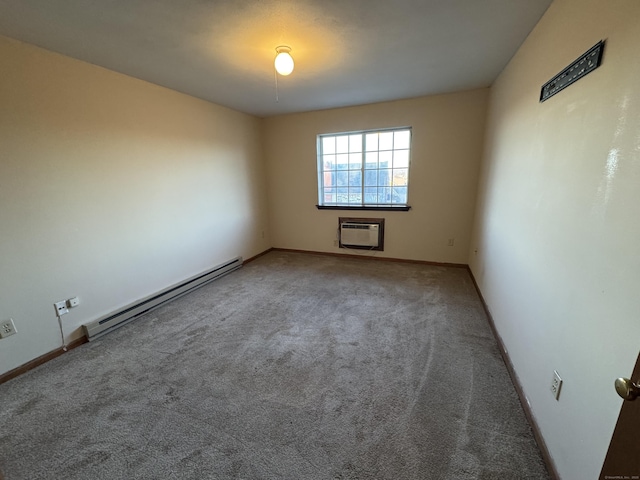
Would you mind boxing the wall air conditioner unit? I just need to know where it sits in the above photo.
[340,222,380,248]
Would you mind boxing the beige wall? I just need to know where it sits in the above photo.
[0,36,269,375]
[7,4,639,476]
[264,90,489,263]
[469,1,640,479]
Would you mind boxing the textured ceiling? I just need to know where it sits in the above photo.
[0,0,552,117]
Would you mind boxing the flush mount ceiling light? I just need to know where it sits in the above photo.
[274,45,294,76]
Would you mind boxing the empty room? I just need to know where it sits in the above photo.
[1,1,639,479]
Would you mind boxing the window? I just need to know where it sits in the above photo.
[317,127,411,210]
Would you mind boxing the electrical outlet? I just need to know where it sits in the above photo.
[0,319,17,338]
[67,296,80,308]
[54,300,69,316]
[447,238,455,246]
[551,370,563,400]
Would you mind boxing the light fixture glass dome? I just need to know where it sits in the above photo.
[275,46,294,76]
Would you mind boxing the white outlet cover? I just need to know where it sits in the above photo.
[54,301,69,316]
[0,319,17,338]
[551,370,563,400]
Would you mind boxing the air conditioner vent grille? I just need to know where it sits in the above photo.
[338,218,384,251]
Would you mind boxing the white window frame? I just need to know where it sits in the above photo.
[316,127,412,209]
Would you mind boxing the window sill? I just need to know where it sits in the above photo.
[316,205,411,212]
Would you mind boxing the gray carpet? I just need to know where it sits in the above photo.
[0,251,550,479]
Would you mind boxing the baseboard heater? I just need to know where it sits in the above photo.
[82,256,242,341]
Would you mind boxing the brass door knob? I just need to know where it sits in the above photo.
[615,377,640,401]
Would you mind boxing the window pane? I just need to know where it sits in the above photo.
[337,187,348,203]
[322,136,335,155]
[348,170,362,187]
[365,152,378,169]
[349,134,362,153]
[392,186,407,204]
[336,170,348,186]
[349,187,362,203]
[364,169,378,186]
[349,153,362,169]
[393,149,409,168]
[323,154,336,171]
[323,171,334,188]
[365,133,378,152]
[336,154,349,169]
[394,130,410,150]
[392,168,408,186]
[379,131,393,151]
[323,188,336,203]
[379,169,392,186]
[379,187,392,203]
[379,151,392,168]
[364,187,378,204]
[336,136,349,154]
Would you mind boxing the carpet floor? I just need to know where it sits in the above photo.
[0,251,550,479]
